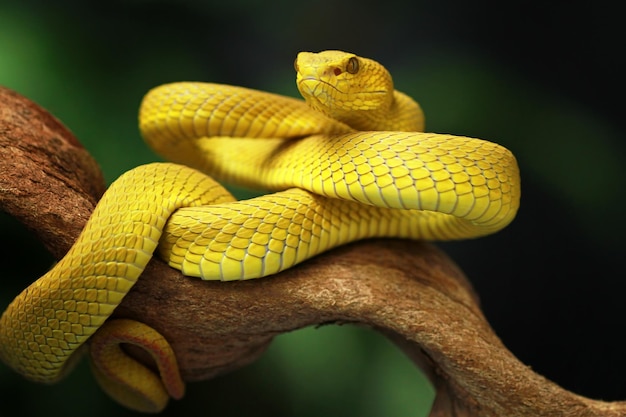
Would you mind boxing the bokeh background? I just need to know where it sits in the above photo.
[0,1,623,416]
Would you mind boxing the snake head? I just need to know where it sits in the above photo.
[295,50,394,120]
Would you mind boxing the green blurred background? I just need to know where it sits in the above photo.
[0,0,623,416]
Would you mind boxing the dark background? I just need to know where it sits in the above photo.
[0,1,623,416]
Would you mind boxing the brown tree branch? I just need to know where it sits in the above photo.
[0,86,106,258]
[1,85,624,416]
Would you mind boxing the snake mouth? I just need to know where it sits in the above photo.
[298,76,343,95]
[298,77,387,102]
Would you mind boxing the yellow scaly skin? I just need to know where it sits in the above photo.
[0,50,521,412]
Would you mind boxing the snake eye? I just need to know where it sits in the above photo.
[346,57,359,74]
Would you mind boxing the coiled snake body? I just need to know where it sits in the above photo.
[0,51,520,412]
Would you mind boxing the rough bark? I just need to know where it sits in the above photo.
[1,85,624,416]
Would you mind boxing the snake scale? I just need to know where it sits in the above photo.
[0,50,520,412]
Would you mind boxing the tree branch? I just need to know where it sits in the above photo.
[1,85,624,416]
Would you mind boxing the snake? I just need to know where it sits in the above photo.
[0,50,520,412]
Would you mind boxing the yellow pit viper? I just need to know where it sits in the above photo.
[0,50,521,412]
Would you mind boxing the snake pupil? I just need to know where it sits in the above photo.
[346,57,359,74]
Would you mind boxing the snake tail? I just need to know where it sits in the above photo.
[89,319,185,413]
